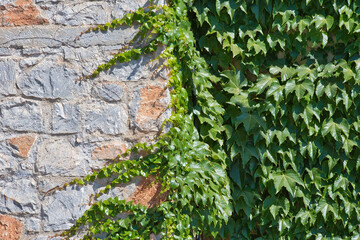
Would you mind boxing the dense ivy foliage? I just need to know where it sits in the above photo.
[63,0,360,239]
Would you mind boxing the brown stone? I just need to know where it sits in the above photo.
[128,175,168,208]
[91,144,127,160]
[137,85,168,126]
[1,0,49,27]
[0,215,23,240]
[9,135,36,158]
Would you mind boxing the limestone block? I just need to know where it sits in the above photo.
[1,99,44,132]
[17,62,77,99]
[0,59,17,96]
[42,185,93,231]
[85,104,128,135]
[95,83,124,102]
[51,103,81,134]
[36,139,88,176]
[0,178,39,214]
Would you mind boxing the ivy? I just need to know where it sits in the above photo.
[62,0,360,239]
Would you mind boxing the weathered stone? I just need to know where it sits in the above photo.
[0,47,11,56]
[42,185,93,231]
[0,60,17,96]
[0,215,23,240]
[1,0,49,27]
[91,142,126,160]
[22,47,42,56]
[1,99,44,132]
[36,139,88,176]
[85,104,128,135]
[17,62,77,99]
[51,103,81,134]
[128,175,168,208]
[8,135,36,158]
[130,84,170,131]
[96,84,124,102]
[24,217,41,233]
[0,178,39,214]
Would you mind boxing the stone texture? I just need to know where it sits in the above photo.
[36,139,88,176]
[0,0,169,238]
[131,84,170,131]
[128,176,168,208]
[0,178,39,214]
[51,103,81,134]
[8,135,36,158]
[1,99,44,132]
[0,215,23,240]
[91,142,126,160]
[85,104,128,135]
[24,217,41,233]
[0,60,17,96]
[17,62,77,99]
[0,0,49,27]
[42,185,93,231]
[95,83,124,102]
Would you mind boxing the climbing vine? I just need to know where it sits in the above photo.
[62,0,360,239]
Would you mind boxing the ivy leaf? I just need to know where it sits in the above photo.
[221,69,247,94]
[250,74,276,94]
[322,119,349,141]
[234,112,266,131]
[315,198,338,220]
[270,170,304,197]
[285,79,314,100]
[247,38,267,54]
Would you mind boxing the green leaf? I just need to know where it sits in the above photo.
[234,112,266,131]
[315,198,338,220]
[221,69,247,94]
[270,170,304,197]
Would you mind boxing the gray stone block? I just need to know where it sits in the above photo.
[0,178,39,214]
[1,99,44,132]
[36,139,88,176]
[96,84,124,102]
[51,103,81,134]
[17,62,77,99]
[42,185,93,231]
[0,60,17,96]
[85,104,128,135]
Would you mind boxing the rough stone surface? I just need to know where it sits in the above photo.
[8,135,36,158]
[36,139,88,176]
[95,83,124,102]
[91,142,126,160]
[0,60,17,96]
[51,103,81,134]
[1,99,44,132]
[85,104,128,135]
[131,84,170,132]
[42,185,93,231]
[0,0,49,27]
[0,178,39,214]
[0,215,23,240]
[0,0,169,239]
[18,62,77,99]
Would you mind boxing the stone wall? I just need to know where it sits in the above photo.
[0,0,169,239]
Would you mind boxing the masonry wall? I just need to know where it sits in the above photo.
[0,1,169,239]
